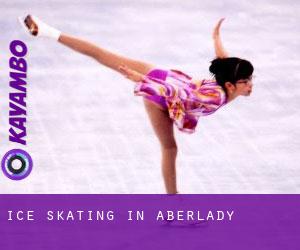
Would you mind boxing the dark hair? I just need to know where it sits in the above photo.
[209,57,254,89]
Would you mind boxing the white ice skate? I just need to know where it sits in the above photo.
[18,14,61,40]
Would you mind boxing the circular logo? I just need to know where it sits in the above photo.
[1,149,33,180]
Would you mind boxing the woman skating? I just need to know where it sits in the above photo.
[20,15,254,194]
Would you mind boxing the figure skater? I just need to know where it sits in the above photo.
[19,15,254,194]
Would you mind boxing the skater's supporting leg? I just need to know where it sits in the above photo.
[143,99,178,194]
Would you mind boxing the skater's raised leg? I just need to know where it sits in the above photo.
[21,15,154,75]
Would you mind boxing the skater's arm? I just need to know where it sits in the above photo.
[213,18,228,58]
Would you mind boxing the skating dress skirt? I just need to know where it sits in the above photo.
[134,68,227,134]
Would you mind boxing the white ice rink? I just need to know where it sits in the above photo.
[0,0,299,193]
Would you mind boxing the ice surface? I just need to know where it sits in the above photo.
[0,0,299,193]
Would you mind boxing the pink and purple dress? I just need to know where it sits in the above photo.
[134,68,227,134]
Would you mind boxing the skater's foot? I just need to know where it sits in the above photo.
[24,15,38,36]
[18,14,61,40]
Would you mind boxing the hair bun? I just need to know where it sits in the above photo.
[209,58,223,75]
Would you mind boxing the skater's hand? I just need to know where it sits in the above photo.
[213,18,228,58]
[119,65,145,82]
[213,18,225,39]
